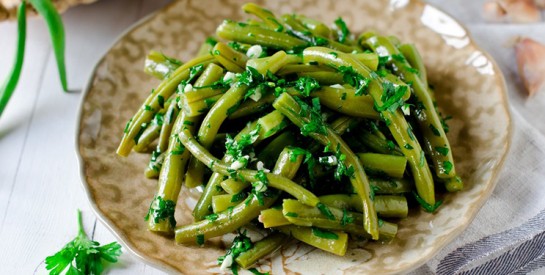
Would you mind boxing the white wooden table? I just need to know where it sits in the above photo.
[0,0,543,274]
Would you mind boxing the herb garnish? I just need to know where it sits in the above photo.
[45,210,122,275]
[334,17,351,43]
[338,66,370,96]
[311,227,339,239]
[412,191,443,213]
[145,195,177,228]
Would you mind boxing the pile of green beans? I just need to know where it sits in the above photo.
[117,3,462,273]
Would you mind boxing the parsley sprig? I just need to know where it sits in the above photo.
[412,191,443,213]
[145,195,177,228]
[45,210,122,275]
[218,230,254,274]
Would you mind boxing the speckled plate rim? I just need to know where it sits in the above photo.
[74,1,513,274]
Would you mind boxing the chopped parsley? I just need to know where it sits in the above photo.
[317,203,336,220]
[334,17,351,43]
[124,118,132,133]
[404,144,414,150]
[429,124,441,136]
[145,196,176,228]
[231,191,246,203]
[435,146,449,156]
[413,191,443,213]
[443,160,453,174]
[340,208,354,226]
[158,95,165,109]
[294,76,321,97]
[288,147,317,186]
[338,66,370,96]
[217,230,253,274]
[311,227,339,239]
[204,213,218,222]
[285,212,298,217]
[375,81,407,113]
[297,97,328,136]
[196,234,205,246]
[205,36,218,46]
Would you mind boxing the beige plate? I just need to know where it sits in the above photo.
[76,0,512,274]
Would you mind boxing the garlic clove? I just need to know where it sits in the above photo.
[499,0,542,23]
[515,37,545,96]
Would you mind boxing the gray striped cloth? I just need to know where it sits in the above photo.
[411,2,545,273]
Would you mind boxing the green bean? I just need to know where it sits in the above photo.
[294,15,332,38]
[357,153,407,178]
[29,0,68,91]
[302,46,435,206]
[216,20,307,50]
[144,50,183,80]
[212,193,242,213]
[181,94,223,117]
[443,176,463,192]
[176,194,277,244]
[242,3,285,32]
[297,71,344,85]
[398,44,427,86]
[176,138,303,243]
[276,225,348,256]
[147,111,198,233]
[197,37,218,57]
[185,84,248,188]
[259,208,291,228]
[277,64,335,76]
[356,129,403,155]
[256,131,296,169]
[134,113,166,153]
[178,128,320,207]
[318,194,408,218]
[145,151,165,179]
[371,177,412,194]
[352,52,379,71]
[314,86,379,119]
[212,42,248,73]
[247,51,302,75]
[117,54,215,156]
[192,121,260,219]
[273,92,379,240]
[366,36,457,181]
[0,4,26,117]
[220,178,246,195]
[192,116,289,219]
[235,233,287,268]
[157,101,179,154]
[328,116,360,136]
[281,199,398,240]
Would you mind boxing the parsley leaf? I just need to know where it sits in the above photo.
[296,97,328,136]
[218,230,253,274]
[334,17,351,43]
[435,146,449,156]
[145,195,177,228]
[311,227,339,239]
[340,208,354,226]
[412,191,443,213]
[294,76,321,97]
[375,81,407,113]
[338,66,370,96]
[45,210,122,275]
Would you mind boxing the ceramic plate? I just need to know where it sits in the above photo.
[76,0,512,274]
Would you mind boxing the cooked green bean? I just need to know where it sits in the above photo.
[318,194,408,218]
[365,36,457,181]
[175,138,303,243]
[314,86,379,119]
[358,153,407,178]
[217,20,307,50]
[297,71,344,85]
[144,50,183,80]
[146,112,198,233]
[145,151,165,179]
[185,84,249,188]
[371,177,412,194]
[247,51,301,75]
[276,225,348,256]
[117,54,215,156]
[212,42,249,73]
[356,129,403,156]
[281,199,398,241]
[273,92,379,240]
[301,47,435,207]
[259,208,291,228]
[243,3,285,31]
[212,193,243,213]
[235,233,287,268]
